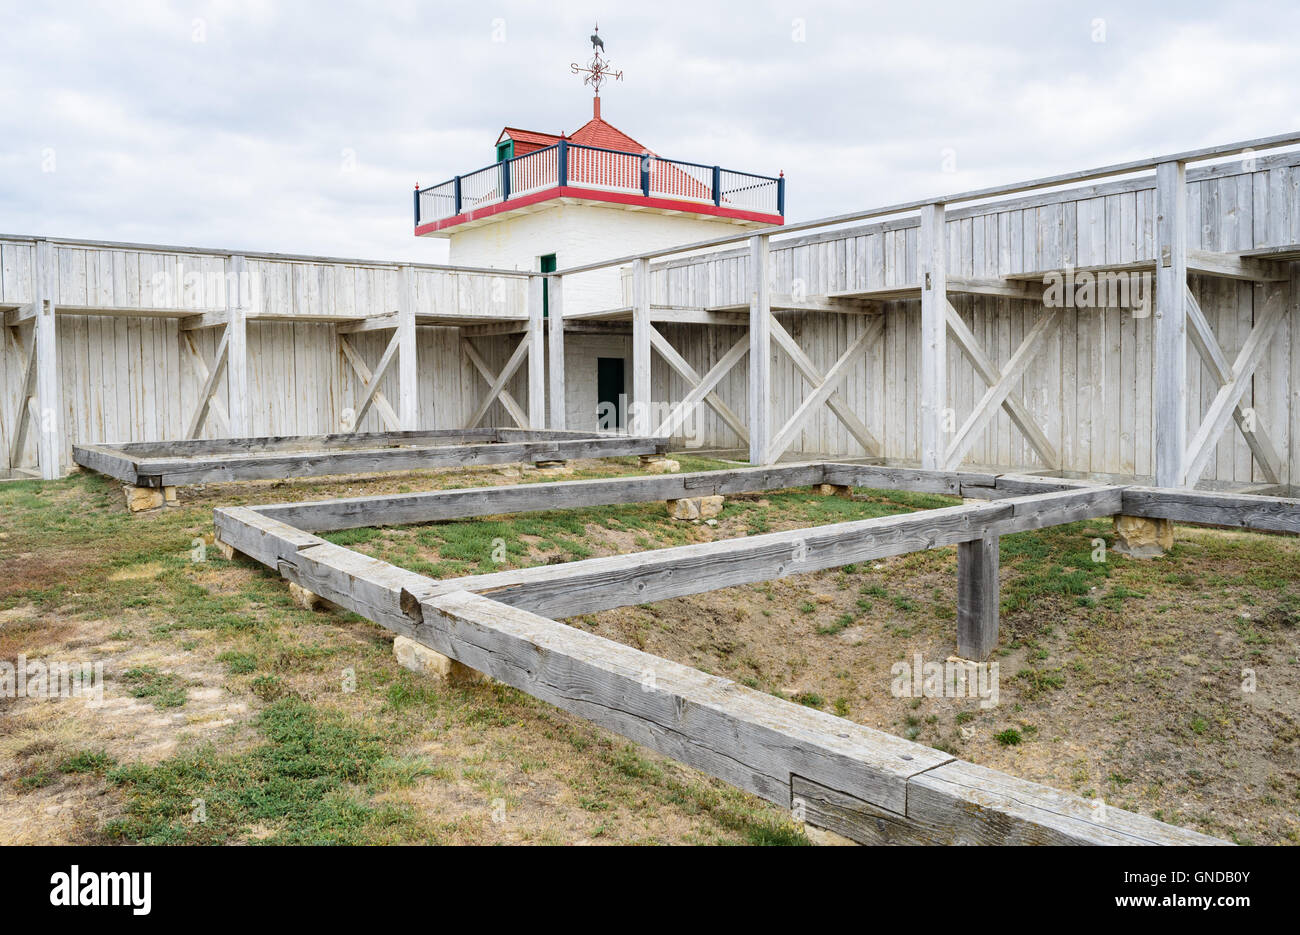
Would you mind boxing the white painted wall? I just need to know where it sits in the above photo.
[446,201,750,314]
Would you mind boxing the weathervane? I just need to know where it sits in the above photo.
[570,22,622,96]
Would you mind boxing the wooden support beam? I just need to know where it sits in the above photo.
[397,267,418,430]
[548,275,566,429]
[461,338,528,428]
[7,322,35,469]
[1184,287,1283,485]
[184,327,230,439]
[253,462,826,532]
[4,302,35,326]
[1291,261,1300,488]
[769,294,879,313]
[1120,486,1300,534]
[353,328,402,432]
[225,254,249,437]
[219,485,1225,845]
[458,321,528,338]
[33,241,61,479]
[944,302,1060,470]
[944,308,1061,471]
[1183,285,1288,487]
[831,276,1034,302]
[337,311,399,334]
[748,233,771,464]
[338,334,401,432]
[422,589,949,828]
[223,513,1217,844]
[648,326,749,444]
[1154,161,1187,488]
[1186,249,1289,283]
[631,258,652,436]
[526,274,545,431]
[769,318,882,458]
[465,334,530,429]
[956,533,999,660]
[103,432,665,488]
[440,487,1123,619]
[919,203,947,471]
[768,316,883,462]
[180,309,229,331]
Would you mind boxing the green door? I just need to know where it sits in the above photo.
[496,140,514,162]
[597,357,625,430]
[540,253,556,318]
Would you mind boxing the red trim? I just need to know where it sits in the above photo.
[415,186,783,236]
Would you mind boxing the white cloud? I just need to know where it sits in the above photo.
[0,0,1296,263]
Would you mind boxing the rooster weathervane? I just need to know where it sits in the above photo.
[571,22,622,96]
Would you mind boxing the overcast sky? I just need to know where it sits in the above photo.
[2,1,1298,264]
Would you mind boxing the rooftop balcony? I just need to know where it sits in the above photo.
[414,140,785,235]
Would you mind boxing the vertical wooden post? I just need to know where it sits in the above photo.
[226,254,249,437]
[548,274,566,430]
[919,203,947,471]
[526,274,546,430]
[1289,261,1300,489]
[33,240,61,479]
[1154,160,1188,488]
[748,233,771,464]
[631,257,651,435]
[397,266,418,430]
[956,532,999,660]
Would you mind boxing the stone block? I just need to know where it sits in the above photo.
[393,635,484,685]
[123,485,164,512]
[1112,514,1174,558]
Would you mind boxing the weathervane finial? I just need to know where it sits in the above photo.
[571,22,622,98]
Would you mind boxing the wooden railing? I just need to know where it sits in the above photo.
[415,142,784,226]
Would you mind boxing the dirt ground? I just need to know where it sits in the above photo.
[2,458,1298,844]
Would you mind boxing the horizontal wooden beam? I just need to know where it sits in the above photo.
[3,302,35,326]
[214,497,1222,845]
[1120,487,1300,534]
[53,303,224,320]
[1186,249,1289,283]
[832,276,1036,302]
[75,431,668,488]
[253,462,822,532]
[433,487,1123,618]
[337,312,399,333]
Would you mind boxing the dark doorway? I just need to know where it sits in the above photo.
[540,253,556,318]
[596,357,625,430]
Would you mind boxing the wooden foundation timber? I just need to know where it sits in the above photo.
[206,460,1295,845]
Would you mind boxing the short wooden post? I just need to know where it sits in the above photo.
[1154,161,1187,488]
[956,532,999,660]
[748,233,771,464]
[547,274,566,429]
[526,274,545,430]
[397,266,418,430]
[33,240,62,479]
[631,257,651,435]
[919,203,947,472]
[226,254,249,437]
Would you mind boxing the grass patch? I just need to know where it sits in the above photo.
[105,698,417,844]
[994,728,1023,747]
[120,666,189,708]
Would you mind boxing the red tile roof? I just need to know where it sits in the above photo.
[499,111,654,157]
[568,118,650,154]
[497,127,562,148]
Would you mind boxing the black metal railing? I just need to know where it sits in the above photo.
[415,142,784,227]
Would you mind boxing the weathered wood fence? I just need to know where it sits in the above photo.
[6,133,1300,489]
